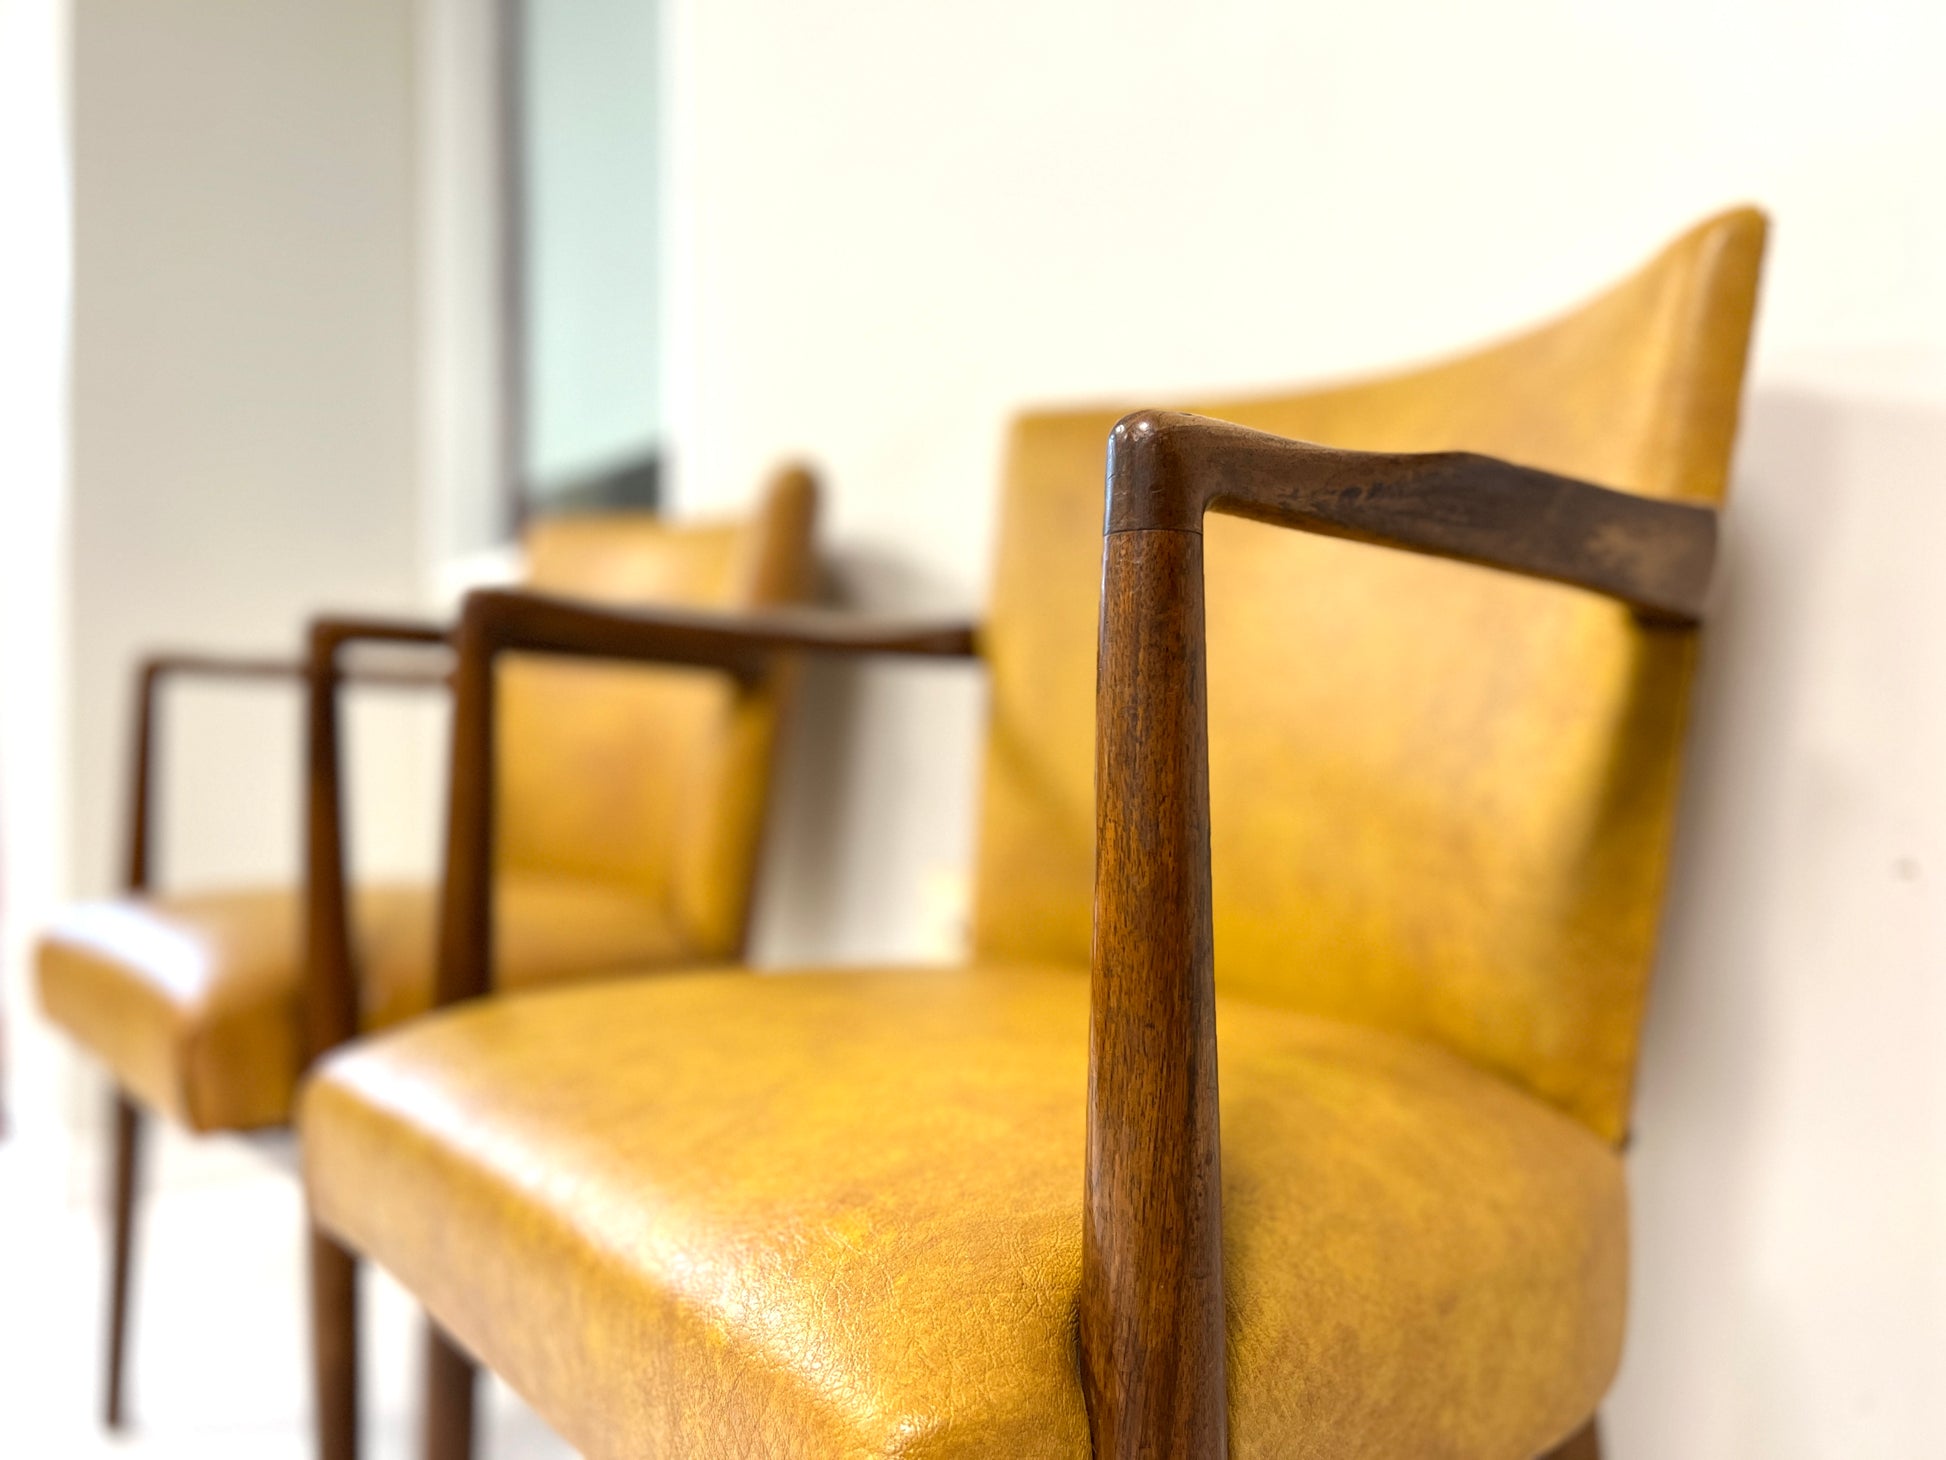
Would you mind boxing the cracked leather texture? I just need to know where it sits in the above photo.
[304,966,1625,1459]
[38,481,816,1132]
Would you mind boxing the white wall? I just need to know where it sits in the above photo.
[44,0,445,1171]
[663,0,1946,1452]
[418,0,509,576]
[66,0,438,907]
[0,0,72,1139]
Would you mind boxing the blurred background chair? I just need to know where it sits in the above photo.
[302,210,1763,1459]
[34,468,817,1431]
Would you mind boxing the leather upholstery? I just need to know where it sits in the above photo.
[38,877,689,1132]
[300,213,1765,1457]
[303,966,1625,1460]
[972,210,1765,1139]
[501,475,817,958]
[37,472,817,1131]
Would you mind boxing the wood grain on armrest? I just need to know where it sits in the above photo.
[1104,409,1716,622]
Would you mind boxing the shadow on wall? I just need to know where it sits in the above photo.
[748,540,986,968]
[1613,385,1946,1458]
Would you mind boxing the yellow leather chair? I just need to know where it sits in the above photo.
[35,469,817,1429]
[302,210,1764,1459]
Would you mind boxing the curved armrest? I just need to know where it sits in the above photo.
[140,651,307,684]
[423,590,982,1020]
[1081,411,1721,1452]
[1106,409,1717,622]
[455,588,980,670]
[307,613,451,653]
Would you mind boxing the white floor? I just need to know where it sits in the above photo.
[0,1111,574,1459]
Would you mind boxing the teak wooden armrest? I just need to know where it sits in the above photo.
[1083,411,1721,1457]
[452,588,981,672]
[432,590,982,1010]
[1103,409,1717,620]
[307,614,453,663]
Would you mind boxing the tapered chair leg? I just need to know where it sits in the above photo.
[102,1088,144,1429]
[311,1226,361,1460]
[424,1320,477,1460]
[1542,1418,1601,1459]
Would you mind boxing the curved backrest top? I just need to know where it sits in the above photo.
[973,210,1766,1139]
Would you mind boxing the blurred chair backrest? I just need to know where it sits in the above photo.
[496,468,818,959]
[971,210,1765,1140]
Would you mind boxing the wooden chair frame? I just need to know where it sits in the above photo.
[304,412,1712,1460]
[94,641,448,1430]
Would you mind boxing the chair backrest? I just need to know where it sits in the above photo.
[495,468,818,959]
[971,210,1765,1140]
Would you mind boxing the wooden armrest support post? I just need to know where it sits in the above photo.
[1082,412,1720,1456]
[433,590,981,1017]
[292,617,450,1460]
[300,618,453,1063]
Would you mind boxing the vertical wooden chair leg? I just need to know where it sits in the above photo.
[103,1088,144,1429]
[424,1321,477,1460]
[311,1227,360,1460]
[1542,1418,1602,1459]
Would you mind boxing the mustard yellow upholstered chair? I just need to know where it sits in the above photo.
[35,469,817,1430]
[302,210,1764,1460]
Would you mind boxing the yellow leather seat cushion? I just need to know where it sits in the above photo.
[301,965,1625,1459]
[37,874,691,1133]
